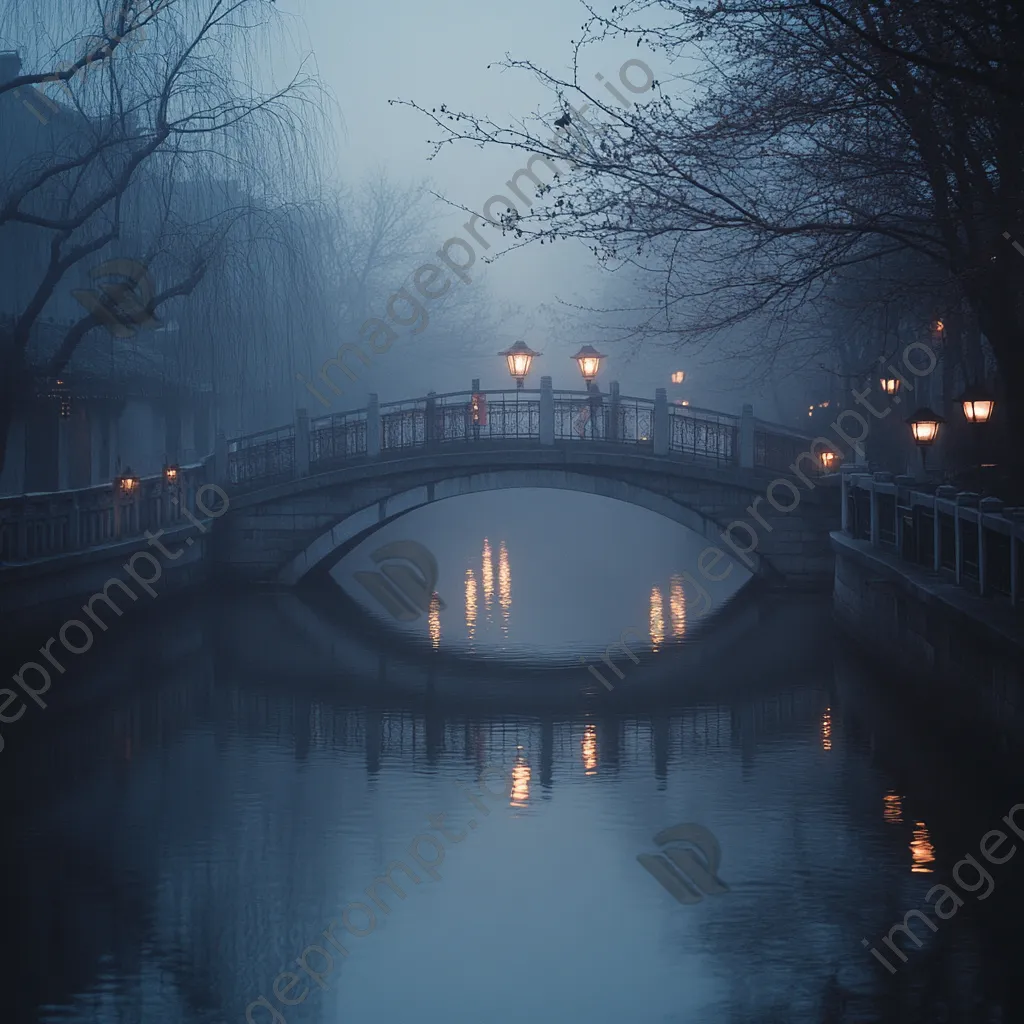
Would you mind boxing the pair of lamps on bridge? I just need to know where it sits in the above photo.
[498,341,607,388]
[115,463,179,497]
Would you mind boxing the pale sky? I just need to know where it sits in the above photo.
[261,1,801,414]
[271,0,691,394]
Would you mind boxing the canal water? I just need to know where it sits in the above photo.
[2,490,1022,1024]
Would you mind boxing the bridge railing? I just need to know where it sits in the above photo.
[310,410,368,469]
[552,390,659,445]
[0,460,209,564]
[228,425,295,488]
[753,417,831,474]
[842,472,1024,607]
[379,390,542,448]
[669,404,739,466]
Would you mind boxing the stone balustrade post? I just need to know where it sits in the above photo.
[868,478,879,545]
[840,465,852,533]
[214,431,229,487]
[68,491,80,550]
[608,381,620,441]
[738,404,755,468]
[367,393,381,457]
[425,391,437,443]
[295,407,310,478]
[654,388,669,455]
[539,376,554,445]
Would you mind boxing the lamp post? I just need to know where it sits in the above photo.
[114,466,139,538]
[571,345,606,386]
[498,341,541,389]
[571,346,607,440]
[958,384,996,485]
[906,407,944,475]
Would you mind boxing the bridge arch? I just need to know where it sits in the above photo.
[277,467,758,585]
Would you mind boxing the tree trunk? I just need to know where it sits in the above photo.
[0,331,18,481]
[971,298,1024,476]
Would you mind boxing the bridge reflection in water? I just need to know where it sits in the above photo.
[3,588,1023,1024]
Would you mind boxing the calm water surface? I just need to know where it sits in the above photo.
[2,492,1022,1024]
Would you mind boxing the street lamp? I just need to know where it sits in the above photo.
[906,407,944,472]
[670,370,685,384]
[959,384,995,425]
[117,467,139,496]
[880,376,902,396]
[819,450,838,472]
[163,463,180,484]
[498,340,541,388]
[571,345,606,386]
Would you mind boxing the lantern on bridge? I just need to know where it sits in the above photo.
[499,340,541,389]
[571,345,606,386]
[117,467,139,496]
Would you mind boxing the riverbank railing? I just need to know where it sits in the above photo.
[0,460,210,564]
[842,471,1024,607]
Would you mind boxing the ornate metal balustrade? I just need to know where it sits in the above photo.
[843,473,1024,606]
[379,391,541,449]
[228,425,295,487]
[310,411,367,469]
[670,405,738,466]
[470,391,540,440]
[0,461,208,564]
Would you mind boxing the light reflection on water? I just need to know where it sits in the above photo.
[331,490,751,661]
[1,587,1020,1024]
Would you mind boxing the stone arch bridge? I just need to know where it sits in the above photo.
[215,382,841,587]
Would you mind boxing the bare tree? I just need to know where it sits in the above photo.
[0,0,323,474]
[394,0,1024,445]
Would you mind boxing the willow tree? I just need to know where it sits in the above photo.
[0,0,323,475]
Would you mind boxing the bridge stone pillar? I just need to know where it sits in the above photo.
[653,388,669,455]
[367,393,381,457]
[294,408,309,478]
[739,404,755,468]
[608,381,620,441]
[425,391,437,443]
[539,376,554,445]
[214,430,228,486]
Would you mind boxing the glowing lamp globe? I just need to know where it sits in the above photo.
[499,341,541,388]
[117,469,139,496]
[959,385,995,425]
[906,407,944,446]
[880,377,902,396]
[571,345,606,385]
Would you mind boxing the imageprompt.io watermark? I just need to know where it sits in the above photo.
[72,258,160,338]
[354,540,446,622]
[637,823,730,905]
[296,56,656,409]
